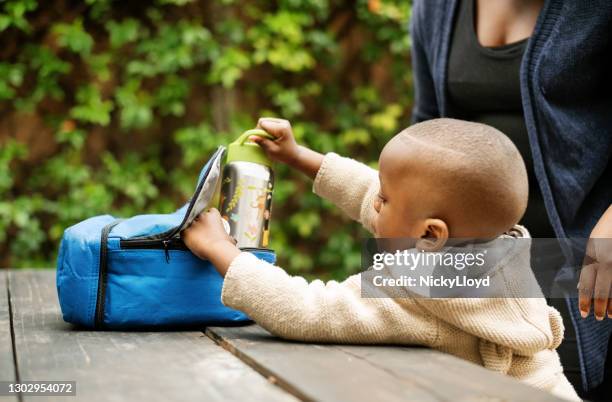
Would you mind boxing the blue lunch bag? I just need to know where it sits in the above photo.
[56,146,275,329]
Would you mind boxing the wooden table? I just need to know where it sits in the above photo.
[1,270,565,402]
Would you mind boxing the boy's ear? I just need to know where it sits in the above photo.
[415,218,449,251]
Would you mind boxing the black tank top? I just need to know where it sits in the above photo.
[447,0,555,238]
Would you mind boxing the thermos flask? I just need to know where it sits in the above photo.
[219,129,274,248]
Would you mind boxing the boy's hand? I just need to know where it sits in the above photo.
[253,117,324,180]
[181,208,240,276]
[251,117,300,165]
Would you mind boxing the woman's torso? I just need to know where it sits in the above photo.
[446,0,554,238]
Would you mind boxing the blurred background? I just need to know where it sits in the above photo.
[0,0,413,279]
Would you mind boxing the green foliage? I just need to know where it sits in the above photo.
[0,0,413,277]
[54,19,94,54]
[0,0,37,33]
[71,85,114,125]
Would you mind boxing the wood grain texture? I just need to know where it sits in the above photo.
[0,270,18,401]
[8,270,296,402]
[207,325,566,402]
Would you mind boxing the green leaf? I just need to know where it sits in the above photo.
[341,128,371,146]
[86,53,112,81]
[289,211,321,238]
[0,62,24,100]
[53,19,94,55]
[115,79,153,130]
[70,85,114,125]
[106,19,140,48]
[154,75,188,116]
[0,0,37,33]
[368,103,403,133]
[101,152,159,209]
[0,140,27,195]
[207,47,250,87]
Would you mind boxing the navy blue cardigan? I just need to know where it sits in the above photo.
[410,0,612,391]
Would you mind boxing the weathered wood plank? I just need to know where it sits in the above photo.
[208,325,433,402]
[0,270,18,401]
[207,325,566,402]
[9,270,297,402]
[332,344,566,402]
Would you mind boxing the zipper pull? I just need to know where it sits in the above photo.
[162,240,171,263]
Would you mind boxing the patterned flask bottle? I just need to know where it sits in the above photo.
[219,129,274,248]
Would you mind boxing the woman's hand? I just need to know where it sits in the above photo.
[181,208,240,276]
[252,117,324,180]
[578,205,612,320]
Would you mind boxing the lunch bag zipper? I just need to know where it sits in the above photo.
[95,219,124,329]
[120,237,188,263]
[119,237,271,257]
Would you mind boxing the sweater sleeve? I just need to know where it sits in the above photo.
[221,252,439,345]
[312,152,379,234]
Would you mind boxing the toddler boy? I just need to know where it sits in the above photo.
[182,118,579,401]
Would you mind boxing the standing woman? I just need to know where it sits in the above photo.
[409,0,612,400]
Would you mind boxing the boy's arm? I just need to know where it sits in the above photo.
[182,210,436,345]
[312,152,379,234]
[250,118,379,235]
[221,251,438,345]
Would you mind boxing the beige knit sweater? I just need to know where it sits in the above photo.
[221,153,580,401]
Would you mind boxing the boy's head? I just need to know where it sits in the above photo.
[373,118,528,249]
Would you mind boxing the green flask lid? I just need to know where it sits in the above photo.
[226,129,275,168]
